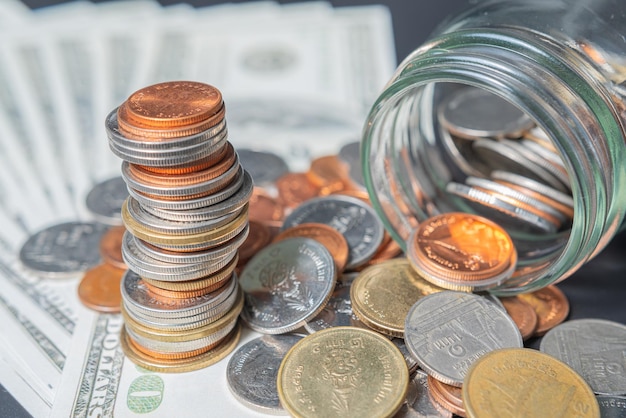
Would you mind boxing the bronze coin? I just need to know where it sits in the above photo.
[275,172,320,209]
[127,142,236,187]
[136,144,228,175]
[363,237,403,266]
[99,226,127,270]
[117,102,225,139]
[78,264,125,313]
[500,295,538,340]
[273,222,349,273]
[518,285,570,336]
[306,155,350,195]
[123,81,222,128]
[141,276,230,299]
[248,187,285,228]
[427,375,466,417]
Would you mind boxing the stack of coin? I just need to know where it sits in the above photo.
[105,81,251,371]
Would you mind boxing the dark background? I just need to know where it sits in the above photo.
[3,1,625,417]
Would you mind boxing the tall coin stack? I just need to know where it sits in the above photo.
[105,81,252,372]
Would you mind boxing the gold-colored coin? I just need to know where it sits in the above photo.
[277,326,409,418]
[462,348,600,418]
[120,322,241,373]
[350,259,444,337]
[121,199,248,247]
[122,287,243,343]
[407,212,517,291]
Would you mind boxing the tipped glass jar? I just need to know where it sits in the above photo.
[362,0,626,295]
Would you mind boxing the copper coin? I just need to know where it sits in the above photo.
[332,188,371,204]
[117,102,225,140]
[99,225,127,270]
[248,187,285,228]
[136,145,228,175]
[237,220,273,265]
[127,143,236,187]
[407,213,517,290]
[273,222,349,273]
[78,264,125,313]
[494,179,574,219]
[141,276,230,299]
[123,81,222,128]
[500,295,538,340]
[427,375,466,417]
[518,285,570,336]
[275,172,320,209]
[306,155,350,195]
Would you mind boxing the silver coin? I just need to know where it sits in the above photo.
[237,148,289,186]
[141,174,252,222]
[127,168,248,211]
[125,197,241,236]
[239,237,336,334]
[395,370,452,418]
[121,152,240,198]
[500,138,570,191]
[465,176,567,224]
[130,227,247,265]
[540,319,626,395]
[338,141,365,188]
[404,291,522,387]
[472,138,568,193]
[122,285,239,329]
[121,232,237,281]
[490,170,574,208]
[106,109,227,150]
[85,176,128,226]
[438,87,534,140]
[304,276,358,333]
[226,334,303,415]
[596,395,626,417]
[281,195,384,269]
[446,181,558,233]
[121,269,237,319]
[439,125,491,179]
[19,222,108,277]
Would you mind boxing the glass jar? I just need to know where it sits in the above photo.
[362,0,626,295]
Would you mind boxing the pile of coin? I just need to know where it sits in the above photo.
[105,81,252,372]
[439,86,574,235]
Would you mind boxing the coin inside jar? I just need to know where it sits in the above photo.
[407,213,517,291]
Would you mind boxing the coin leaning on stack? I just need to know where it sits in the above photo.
[105,81,252,372]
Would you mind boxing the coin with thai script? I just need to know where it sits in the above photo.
[404,291,522,387]
[239,237,336,334]
[540,319,626,395]
[463,348,599,418]
[227,334,303,415]
[277,326,409,418]
[19,222,108,277]
[282,195,384,269]
[351,259,443,338]
[596,395,626,417]
[407,212,517,291]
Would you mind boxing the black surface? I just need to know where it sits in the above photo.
[7,0,626,412]
[0,383,32,418]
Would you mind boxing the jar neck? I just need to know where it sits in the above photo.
[362,28,626,294]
